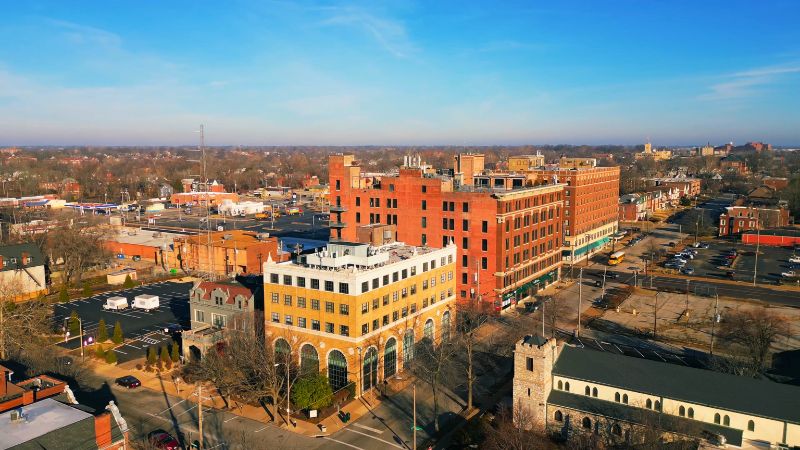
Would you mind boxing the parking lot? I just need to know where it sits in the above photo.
[665,239,798,285]
[54,281,192,363]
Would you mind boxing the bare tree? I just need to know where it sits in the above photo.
[191,314,282,413]
[483,399,548,450]
[0,278,51,360]
[718,308,786,376]
[412,330,460,433]
[47,216,110,286]
[454,299,490,411]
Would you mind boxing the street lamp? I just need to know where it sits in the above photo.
[275,362,292,427]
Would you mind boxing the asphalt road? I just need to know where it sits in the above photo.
[54,282,192,362]
[323,381,466,450]
[73,371,327,450]
[581,268,799,307]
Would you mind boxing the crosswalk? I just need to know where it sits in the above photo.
[324,420,408,450]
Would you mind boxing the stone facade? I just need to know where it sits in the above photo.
[513,335,559,432]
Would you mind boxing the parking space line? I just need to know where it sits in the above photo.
[113,348,127,354]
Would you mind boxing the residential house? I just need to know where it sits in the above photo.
[0,243,47,300]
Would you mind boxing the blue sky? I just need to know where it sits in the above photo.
[1,0,799,146]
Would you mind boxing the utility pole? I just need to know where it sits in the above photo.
[710,293,719,356]
[685,279,690,318]
[412,383,417,450]
[577,268,583,336]
[197,384,203,450]
[753,220,760,287]
[601,267,607,301]
[653,292,658,338]
[79,318,84,360]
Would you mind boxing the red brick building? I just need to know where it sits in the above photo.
[719,206,792,236]
[530,165,620,263]
[329,154,564,311]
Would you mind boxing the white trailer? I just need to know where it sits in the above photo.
[132,294,159,311]
[102,296,129,310]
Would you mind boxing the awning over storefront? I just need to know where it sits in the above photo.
[504,270,558,300]
[565,236,610,257]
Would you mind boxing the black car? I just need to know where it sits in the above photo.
[115,375,141,389]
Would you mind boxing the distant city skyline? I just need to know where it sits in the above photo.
[1,1,799,146]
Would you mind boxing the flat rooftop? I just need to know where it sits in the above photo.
[180,230,279,249]
[290,241,445,272]
[0,398,94,449]
[109,228,185,247]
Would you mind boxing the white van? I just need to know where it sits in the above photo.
[103,297,129,310]
[132,294,159,311]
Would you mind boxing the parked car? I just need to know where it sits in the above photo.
[115,376,141,389]
[699,242,710,249]
[789,255,800,264]
[55,356,73,366]
[680,267,695,275]
[147,430,180,450]
[781,271,798,278]
[665,262,682,270]
[163,324,183,335]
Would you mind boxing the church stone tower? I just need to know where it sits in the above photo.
[513,334,559,432]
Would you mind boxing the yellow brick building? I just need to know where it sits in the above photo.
[263,241,457,397]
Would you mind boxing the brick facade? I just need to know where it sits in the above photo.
[329,154,564,312]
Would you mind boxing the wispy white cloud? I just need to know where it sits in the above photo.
[43,18,123,49]
[700,64,800,100]
[318,6,415,58]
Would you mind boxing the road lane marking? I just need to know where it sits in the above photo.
[254,426,269,433]
[343,428,404,449]
[224,415,238,423]
[323,437,364,450]
[354,423,384,434]
[113,349,127,354]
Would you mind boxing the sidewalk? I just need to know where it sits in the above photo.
[87,357,414,438]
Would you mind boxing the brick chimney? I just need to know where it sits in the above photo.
[0,365,8,397]
[94,412,113,448]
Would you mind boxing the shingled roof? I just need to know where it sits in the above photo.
[552,345,800,424]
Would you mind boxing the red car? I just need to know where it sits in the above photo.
[147,429,180,450]
[115,375,141,389]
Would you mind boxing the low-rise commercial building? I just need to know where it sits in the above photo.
[0,365,128,449]
[104,227,183,269]
[513,336,800,448]
[263,240,457,397]
[176,230,287,277]
[170,191,239,206]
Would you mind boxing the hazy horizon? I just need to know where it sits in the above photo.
[2,1,799,146]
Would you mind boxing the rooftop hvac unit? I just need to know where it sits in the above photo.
[257,233,270,240]
[222,234,233,240]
